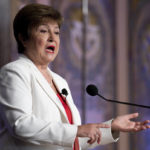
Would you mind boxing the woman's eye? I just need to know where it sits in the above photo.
[40,29,48,33]
[55,31,60,35]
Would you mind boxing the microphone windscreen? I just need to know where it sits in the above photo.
[61,88,68,96]
[86,84,98,96]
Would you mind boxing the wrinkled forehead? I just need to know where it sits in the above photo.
[36,17,60,28]
[29,18,59,33]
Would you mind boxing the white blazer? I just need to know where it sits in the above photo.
[0,55,118,150]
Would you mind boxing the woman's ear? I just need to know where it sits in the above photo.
[18,34,28,47]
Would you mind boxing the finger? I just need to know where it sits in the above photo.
[135,120,150,126]
[141,125,150,129]
[141,120,150,125]
[133,125,149,131]
[87,139,92,144]
[133,128,141,132]
[87,134,95,144]
[132,125,143,132]
[96,134,101,144]
[141,126,147,130]
[97,124,110,128]
[87,129,101,145]
[127,113,139,119]
[147,125,150,128]
[87,137,92,144]
[136,126,146,131]
[87,135,96,144]
[135,122,142,125]
[96,131,101,144]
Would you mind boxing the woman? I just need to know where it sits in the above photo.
[0,3,149,150]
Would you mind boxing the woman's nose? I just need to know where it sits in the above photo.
[48,36,53,42]
[48,32,54,42]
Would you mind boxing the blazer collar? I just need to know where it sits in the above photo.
[19,55,70,123]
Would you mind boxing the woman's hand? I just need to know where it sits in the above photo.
[77,123,110,144]
[111,113,150,132]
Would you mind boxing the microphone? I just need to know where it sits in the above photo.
[61,88,68,97]
[86,84,150,109]
[60,88,68,102]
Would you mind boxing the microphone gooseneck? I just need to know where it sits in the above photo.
[86,84,150,109]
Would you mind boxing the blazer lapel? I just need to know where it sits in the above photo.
[33,66,81,125]
[19,55,81,125]
[19,55,69,123]
[51,71,81,125]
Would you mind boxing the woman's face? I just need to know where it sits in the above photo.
[24,20,60,66]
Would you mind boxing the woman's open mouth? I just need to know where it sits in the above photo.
[45,45,55,53]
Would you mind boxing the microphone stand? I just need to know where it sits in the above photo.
[97,93,150,109]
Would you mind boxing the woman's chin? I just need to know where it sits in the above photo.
[45,57,56,64]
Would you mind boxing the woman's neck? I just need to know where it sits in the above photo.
[24,53,49,71]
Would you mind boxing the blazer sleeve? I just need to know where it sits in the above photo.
[0,64,77,148]
[78,120,119,149]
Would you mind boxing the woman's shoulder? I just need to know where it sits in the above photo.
[0,56,33,79]
[0,57,34,91]
[1,59,29,73]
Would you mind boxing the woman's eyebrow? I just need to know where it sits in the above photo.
[39,24,49,28]
[39,24,59,29]
[54,26,59,29]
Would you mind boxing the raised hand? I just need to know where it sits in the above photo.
[111,113,150,132]
[77,123,110,144]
